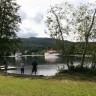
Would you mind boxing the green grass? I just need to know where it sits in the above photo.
[0,75,96,96]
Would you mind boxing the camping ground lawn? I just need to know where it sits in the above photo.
[0,74,96,96]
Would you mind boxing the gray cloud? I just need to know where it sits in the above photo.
[17,28,38,38]
[33,12,43,24]
[19,10,27,20]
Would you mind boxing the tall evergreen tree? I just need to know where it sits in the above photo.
[0,0,21,55]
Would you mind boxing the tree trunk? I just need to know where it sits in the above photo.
[66,53,70,69]
[81,39,88,68]
[91,50,96,69]
[81,9,96,68]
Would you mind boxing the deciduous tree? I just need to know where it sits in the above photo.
[45,2,75,54]
[75,3,96,67]
[0,0,21,55]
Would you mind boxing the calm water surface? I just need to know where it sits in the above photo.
[0,55,92,76]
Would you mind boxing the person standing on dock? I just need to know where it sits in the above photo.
[31,60,38,76]
[3,57,8,73]
[20,61,25,74]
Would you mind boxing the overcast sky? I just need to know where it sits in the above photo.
[16,0,95,41]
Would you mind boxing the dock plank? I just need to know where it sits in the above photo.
[0,66,16,70]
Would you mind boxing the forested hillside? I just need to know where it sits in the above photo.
[19,37,96,55]
[20,37,58,54]
[21,37,56,47]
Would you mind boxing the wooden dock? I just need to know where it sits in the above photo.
[0,66,17,70]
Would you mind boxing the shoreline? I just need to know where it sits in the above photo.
[0,71,96,82]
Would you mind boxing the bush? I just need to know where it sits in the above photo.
[57,65,96,75]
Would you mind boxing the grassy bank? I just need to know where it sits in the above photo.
[0,74,96,96]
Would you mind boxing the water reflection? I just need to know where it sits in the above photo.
[15,57,22,67]
[45,55,59,63]
[1,55,63,76]
[0,55,92,76]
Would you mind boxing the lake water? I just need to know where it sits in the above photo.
[0,55,92,76]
